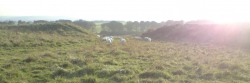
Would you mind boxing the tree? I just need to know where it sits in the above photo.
[34,20,49,24]
[125,21,140,32]
[101,23,110,32]
[18,20,26,25]
[73,19,96,31]
[0,20,16,25]
[56,19,72,23]
[125,21,134,31]
[106,21,123,32]
[133,21,140,32]
[150,21,158,27]
[140,21,147,32]
[88,22,96,32]
[8,20,15,25]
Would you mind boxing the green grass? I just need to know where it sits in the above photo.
[0,23,250,83]
[95,23,102,33]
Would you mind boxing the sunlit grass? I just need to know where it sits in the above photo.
[0,23,250,82]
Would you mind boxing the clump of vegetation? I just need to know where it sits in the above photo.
[23,56,37,63]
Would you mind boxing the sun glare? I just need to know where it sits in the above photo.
[0,0,249,23]
[203,0,250,24]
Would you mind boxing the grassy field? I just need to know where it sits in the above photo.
[95,23,102,33]
[0,23,250,83]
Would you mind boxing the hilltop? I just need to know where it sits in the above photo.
[0,23,95,47]
[141,23,250,49]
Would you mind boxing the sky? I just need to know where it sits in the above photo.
[1,0,250,23]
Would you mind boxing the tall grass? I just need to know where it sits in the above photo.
[0,23,250,82]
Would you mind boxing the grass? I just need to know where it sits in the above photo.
[0,23,250,82]
[95,23,102,33]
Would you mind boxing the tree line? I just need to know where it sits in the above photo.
[1,20,176,35]
[100,21,168,35]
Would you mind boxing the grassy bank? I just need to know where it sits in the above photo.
[0,23,250,83]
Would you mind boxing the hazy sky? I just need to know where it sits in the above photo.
[1,0,250,23]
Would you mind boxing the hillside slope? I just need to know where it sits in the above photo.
[0,23,96,47]
[141,23,250,49]
[0,23,250,83]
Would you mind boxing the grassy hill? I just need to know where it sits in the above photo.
[0,23,250,83]
[141,23,250,49]
[0,23,95,47]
